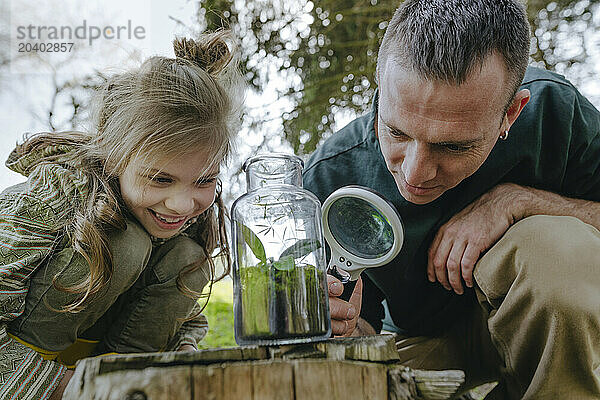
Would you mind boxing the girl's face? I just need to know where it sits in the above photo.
[119,151,220,239]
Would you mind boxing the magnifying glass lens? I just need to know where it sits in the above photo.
[327,197,394,259]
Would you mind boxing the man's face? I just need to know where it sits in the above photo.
[120,151,219,239]
[377,54,511,204]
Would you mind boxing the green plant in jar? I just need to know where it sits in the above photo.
[236,223,328,341]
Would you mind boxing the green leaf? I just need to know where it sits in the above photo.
[279,239,322,260]
[272,255,295,271]
[239,223,267,264]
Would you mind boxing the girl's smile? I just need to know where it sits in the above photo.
[148,209,189,230]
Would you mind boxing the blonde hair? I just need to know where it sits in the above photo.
[15,30,244,313]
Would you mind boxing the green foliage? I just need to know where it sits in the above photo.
[283,1,394,154]
[198,300,236,348]
[239,223,267,263]
[272,255,295,271]
[526,0,598,72]
[280,238,322,259]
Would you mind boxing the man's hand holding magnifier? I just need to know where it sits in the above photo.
[327,275,362,336]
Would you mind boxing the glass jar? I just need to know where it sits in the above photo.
[231,154,331,345]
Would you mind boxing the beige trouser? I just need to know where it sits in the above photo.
[395,215,600,399]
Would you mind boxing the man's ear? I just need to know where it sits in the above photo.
[503,89,530,131]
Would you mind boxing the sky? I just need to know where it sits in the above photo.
[1,0,185,187]
[0,0,599,195]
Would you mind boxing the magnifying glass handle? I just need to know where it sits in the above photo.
[340,279,357,302]
[327,264,359,302]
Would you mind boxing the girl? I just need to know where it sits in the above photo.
[0,31,244,399]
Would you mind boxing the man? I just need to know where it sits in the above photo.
[303,0,600,398]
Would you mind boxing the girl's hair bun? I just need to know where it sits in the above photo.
[173,31,233,75]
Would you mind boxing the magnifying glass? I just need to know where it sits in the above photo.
[322,185,404,301]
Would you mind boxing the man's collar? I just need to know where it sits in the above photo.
[371,88,379,113]
[366,89,379,142]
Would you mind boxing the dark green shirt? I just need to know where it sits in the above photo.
[303,67,600,335]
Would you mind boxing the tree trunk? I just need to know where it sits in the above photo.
[64,335,464,400]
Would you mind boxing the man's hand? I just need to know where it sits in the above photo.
[328,275,364,336]
[427,183,529,294]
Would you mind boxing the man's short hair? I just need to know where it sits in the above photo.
[377,0,530,111]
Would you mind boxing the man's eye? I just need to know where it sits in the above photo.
[444,144,471,153]
[388,129,408,139]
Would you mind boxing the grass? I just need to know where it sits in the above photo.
[198,279,236,349]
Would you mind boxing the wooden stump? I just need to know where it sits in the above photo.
[63,335,464,400]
